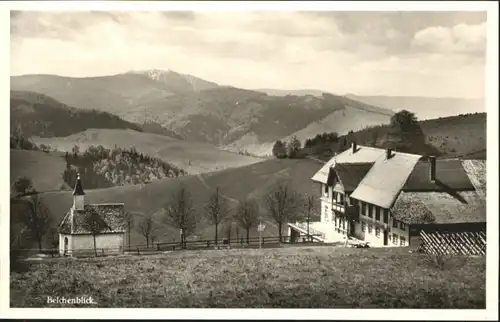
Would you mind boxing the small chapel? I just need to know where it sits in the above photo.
[58,174,127,256]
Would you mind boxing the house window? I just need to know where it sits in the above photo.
[369,204,374,218]
[400,222,406,231]
[383,209,389,224]
[362,222,366,232]
[392,219,398,228]
[368,224,373,234]
[375,227,380,237]
[400,237,406,246]
[375,207,381,221]
[361,202,366,216]
[392,234,398,244]
[340,193,344,205]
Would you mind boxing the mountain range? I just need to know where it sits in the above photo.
[11,70,395,155]
[10,69,484,157]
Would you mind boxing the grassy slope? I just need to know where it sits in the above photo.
[285,106,391,143]
[10,150,70,192]
[31,128,262,175]
[10,246,485,308]
[31,158,322,247]
[420,113,486,158]
[226,105,393,156]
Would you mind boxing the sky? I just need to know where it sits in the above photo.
[10,10,487,98]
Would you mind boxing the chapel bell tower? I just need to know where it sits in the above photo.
[73,173,85,210]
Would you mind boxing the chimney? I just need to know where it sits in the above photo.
[429,156,436,182]
[386,148,393,159]
[351,142,357,153]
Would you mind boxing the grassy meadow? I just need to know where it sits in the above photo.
[10,246,485,308]
[10,150,70,192]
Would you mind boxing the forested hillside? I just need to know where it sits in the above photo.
[62,145,187,189]
[10,91,143,138]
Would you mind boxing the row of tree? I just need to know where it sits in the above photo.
[132,181,319,249]
[10,174,321,260]
[272,135,303,159]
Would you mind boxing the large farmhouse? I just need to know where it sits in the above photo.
[58,174,127,256]
[288,143,486,247]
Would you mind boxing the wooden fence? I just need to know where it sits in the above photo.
[419,230,486,256]
[12,234,322,259]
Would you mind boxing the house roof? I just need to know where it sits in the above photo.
[311,157,336,184]
[59,203,127,234]
[403,159,475,191]
[333,163,373,192]
[334,145,386,164]
[350,151,422,208]
[461,159,486,198]
[391,190,486,224]
[311,145,385,184]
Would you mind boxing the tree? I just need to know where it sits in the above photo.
[164,185,198,249]
[124,211,135,250]
[12,176,35,197]
[234,199,260,243]
[301,194,317,241]
[18,194,52,251]
[390,110,419,132]
[265,180,303,242]
[205,187,230,246]
[272,140,287,159]
[137,212,154,247]
[287,135,302,158]
[81,211,111,256]
[72,145,80,156]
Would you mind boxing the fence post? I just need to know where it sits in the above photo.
[157,243,160,251]
[102,249,104,257]
[137,247,140,256]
